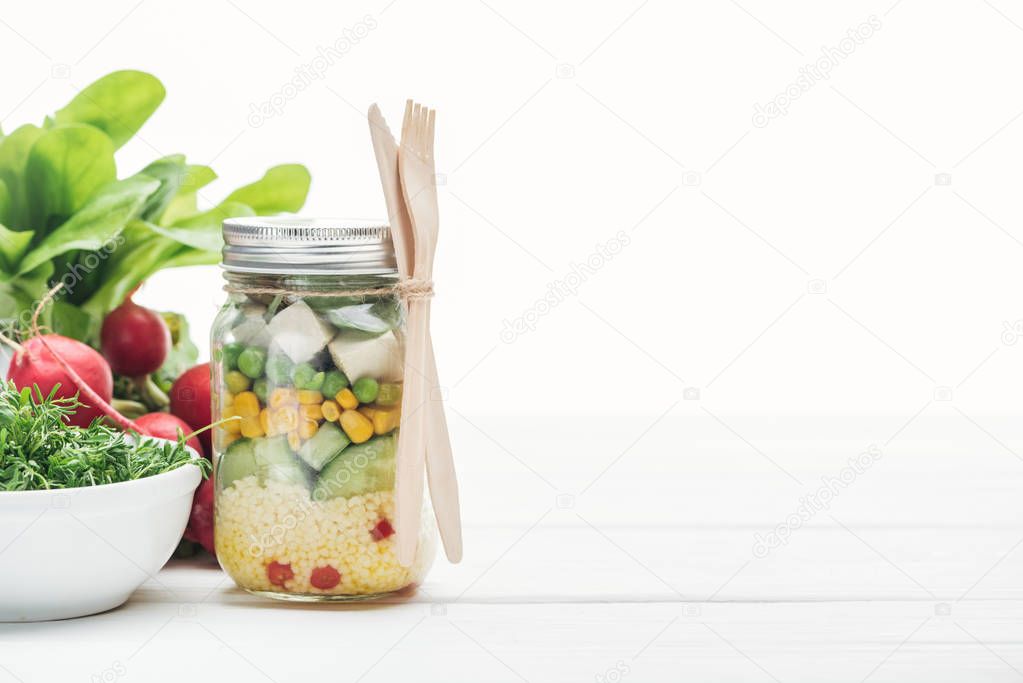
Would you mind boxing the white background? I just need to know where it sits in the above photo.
[3,2,1023,681]
[7,0,1023,420]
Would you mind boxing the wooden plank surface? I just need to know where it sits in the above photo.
[1,420,1021,681]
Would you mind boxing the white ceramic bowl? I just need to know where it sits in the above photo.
[0,440,202,621]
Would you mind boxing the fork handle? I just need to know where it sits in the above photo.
[395,298,429,566]
[424,334,463,563]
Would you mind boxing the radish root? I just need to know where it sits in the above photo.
[27,284,150,436]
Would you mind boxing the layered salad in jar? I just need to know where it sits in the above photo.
[212,294,435,599]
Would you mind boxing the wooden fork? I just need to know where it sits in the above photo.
[395,100,452,566]
[368,103,462,564]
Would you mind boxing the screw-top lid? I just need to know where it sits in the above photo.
[221,217,397,275]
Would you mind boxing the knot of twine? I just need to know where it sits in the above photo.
[223,278,434,301]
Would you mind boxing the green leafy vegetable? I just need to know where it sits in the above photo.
[0,70,312,343]
[25,123,116,228]
[50,70,165,150]
[224,164,311,213]
[0,381,208,491]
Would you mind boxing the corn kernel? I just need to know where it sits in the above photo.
[240,416,264,438]
[321,400,341,422]
[299,418,319,439]
[301,404,323,421]
[271,405,299,433]
[298,389,323,405]
[371,406,401,435]
[358,405,377,421]
[234,391,260,418]
[287,431,302,452]
[270,388,298,409]
[259,408,271,435]
[336,388,359,410]
[222,407,242,435]
[340,409,374,443]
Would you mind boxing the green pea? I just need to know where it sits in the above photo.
[222,342,245,371]
[352,377,379,403]
[225,370,251,394]
[376,382,402,406]
[253,378,268,403]
[306,371,325,392]
[237,347,267,379]
[265,354,294,385]
[321,370,349,397]
[291,362,316,389]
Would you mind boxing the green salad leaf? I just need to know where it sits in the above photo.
[25,123,116,228]
[0,69,312,342]
[50,70,165,150]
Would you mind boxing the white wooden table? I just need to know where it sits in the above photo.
[1,416,1021,681]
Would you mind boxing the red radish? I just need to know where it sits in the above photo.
[183,477,215,555]
[267,561,293,586]
[100,299,171,377]
[170,363,212,455]
[6,333,142,431]
[310,565,341,590]
[134,412,204,457]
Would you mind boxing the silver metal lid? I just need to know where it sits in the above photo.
[221,217,397,275]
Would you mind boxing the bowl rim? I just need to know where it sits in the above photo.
[0,438,203,509]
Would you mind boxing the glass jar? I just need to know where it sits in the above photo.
[211,218,435,601]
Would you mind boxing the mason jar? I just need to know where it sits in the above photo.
[212,217,435,600]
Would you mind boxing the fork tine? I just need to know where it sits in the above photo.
[412,102,421,145]
[401,99,414,151]
[426,108,436,160]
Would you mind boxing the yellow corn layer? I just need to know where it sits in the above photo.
[270,388,298,409]
[271,405,299,434]
[298,390,323,405]
[222,408,242,435]
[340,409,373,443]
[234,391,260,418]
[371,406,401,435]
[299,418,319,440]
[321,400,340,422]
[240,416,265,438]
[336,388,359,410]
[301,404,323,421]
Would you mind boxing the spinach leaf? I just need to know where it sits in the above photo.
[25,124,116,229]
[0,179,9,225]
[51,70,165,149]
[0,124,43,229]
[0,223,32,271]
[49,300,93,341]
[133,154,187,221]
[159,164,216,226]
[17,175,159,275]
[80,221,183,323]
[224,164,311,212]
[147,200,255,252]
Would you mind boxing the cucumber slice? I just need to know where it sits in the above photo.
[312,434,396,501]
[254,435,312,488]
[297,422,351,471]
[217,437,257,489]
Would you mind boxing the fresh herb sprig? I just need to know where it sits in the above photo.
[0,381,208,491]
